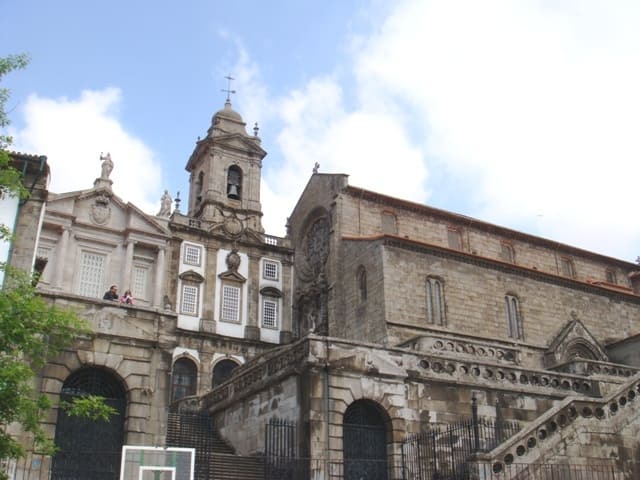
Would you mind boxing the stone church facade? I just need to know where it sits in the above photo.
[6,101,640,478]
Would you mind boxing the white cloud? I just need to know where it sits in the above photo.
[350,0,640,260]
[13,88,162,215]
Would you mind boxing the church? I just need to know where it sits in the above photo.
[6,98,640,479]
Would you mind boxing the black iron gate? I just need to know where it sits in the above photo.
[343,401,388,480]
[50,368,126,480]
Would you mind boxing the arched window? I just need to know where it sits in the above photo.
[227,165,242,199]
[426,277,445,326]
[51,368,126,479]
[171,357,198,402]
[212,359,240,388]
[356,266,367,303]
[505,294,522,339]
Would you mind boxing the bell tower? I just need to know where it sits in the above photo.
[185,99,266,234]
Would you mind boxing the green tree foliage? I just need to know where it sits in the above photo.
[0,53,29,201]
[0,55,114,478]
[0,266,87,462]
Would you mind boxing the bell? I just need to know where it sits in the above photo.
[228,184,240,199]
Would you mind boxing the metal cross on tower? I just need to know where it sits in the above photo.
[222,74,236,102]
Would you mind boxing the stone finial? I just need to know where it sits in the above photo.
[313,162,319,174]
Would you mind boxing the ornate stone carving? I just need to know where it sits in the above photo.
[226,250,241,272]
[90,194,111,225]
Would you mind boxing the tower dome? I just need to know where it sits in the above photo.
[208,100,248,136]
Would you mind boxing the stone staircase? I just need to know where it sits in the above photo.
[167,412,264,480]
[472,372,640,476]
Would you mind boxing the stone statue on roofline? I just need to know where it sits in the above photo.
[158,190,172,217]
[100,152,113,179]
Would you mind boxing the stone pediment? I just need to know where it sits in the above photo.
[179,270,205,283]
[213,133,266,157]
[218,270,246,283]
[544,313,609,367]
[46,188,169,237]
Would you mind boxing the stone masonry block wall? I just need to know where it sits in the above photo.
[382,245,640,365]
[335,240,386,342]
[337,191,635,289]
[214,375,300,455]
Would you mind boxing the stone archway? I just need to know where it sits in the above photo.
[343,399,389,480]
[51,367,127,480]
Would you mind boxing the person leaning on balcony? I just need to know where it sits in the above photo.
[120,289,134,305]
[103,284,119,301]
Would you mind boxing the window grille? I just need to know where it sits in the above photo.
[262,298,278,328]
[221,285,241,323]
[183,244,202,266]
[181,284,198,315]
[132,265,147,299]
[263,260,279,280]
[78,251,106,298]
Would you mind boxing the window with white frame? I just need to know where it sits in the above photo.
[505,294,522,339]
[221,284,241,323]
[132,265,148,299]
[262,298,278,328]
[263,260,279,280]
[426,276,445,326]
[78,251,106,298]
[183,244,202,266]
[180,283,199,316]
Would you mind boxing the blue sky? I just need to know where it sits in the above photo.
[2,1,640,263]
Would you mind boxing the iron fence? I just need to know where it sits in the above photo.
[473,462,618,480]
[402,401,521,480]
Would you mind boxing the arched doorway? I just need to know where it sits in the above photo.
[51,367,126,480]
[343,400,389,480]
[212,358,239,388]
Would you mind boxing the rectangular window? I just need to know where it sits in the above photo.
[181,284,199,315]
[560,257,575,278]
[221,285,241,323]
[78,251,106,298]
[132,265,148,299]
[606,269,617,284]
[263,260,279,280]
[262,298,278,328]
[447,228,463,251]
[183,244,202,266]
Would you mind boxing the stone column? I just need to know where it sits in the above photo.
[244,253,260,340]
[122,240,135,291]
[153,247,165,307]
[53,227,70,289]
